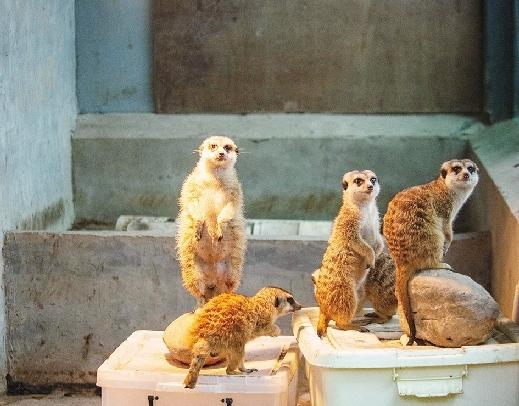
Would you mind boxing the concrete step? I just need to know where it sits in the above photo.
[3,229,490,388]
[73,113,482,227]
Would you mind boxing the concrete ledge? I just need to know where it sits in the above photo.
[4,230,489,386]
[73,113,477,224]
[468,119,519,319]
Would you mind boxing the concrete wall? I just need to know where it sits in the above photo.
[3,230,488,387]
[72,114,481,227]
[0,0,77,391]
[468,120,519,319]
[75,0,153,113]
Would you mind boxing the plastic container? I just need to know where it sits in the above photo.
[293,307,519,406]
[97,331,299,406]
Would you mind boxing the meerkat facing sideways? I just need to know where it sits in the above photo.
[183,287,302,389]
[315,170,384,337]
[176,136,245,306]
[383,159,479,345]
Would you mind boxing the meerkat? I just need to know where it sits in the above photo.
[364,252,397,323]
[312,251,397,324]
[383,159,479,345]
[183,286,302,389]
[176,136,245,306]
[315,170,384,337]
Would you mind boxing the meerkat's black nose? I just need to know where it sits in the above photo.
[367,184,373,191]
[218,152,225,158]
[462,172,470,180]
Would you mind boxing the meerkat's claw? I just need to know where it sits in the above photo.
[195,221,204,241]
[240,367,258,374]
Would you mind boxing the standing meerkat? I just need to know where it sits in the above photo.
[315,170,384,337]
[383,159,479,345]
[176,136,245,306]
[183,287,302,389]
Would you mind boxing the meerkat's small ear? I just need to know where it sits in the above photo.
[235,147,239,154]
[342,180,348,190]
[474,163,480,173]
[274,296,280,308]
[440,168,448,178]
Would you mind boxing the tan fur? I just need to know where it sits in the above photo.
[183,287,302,388]
[364,252,397,322]
[315,170,384,337]
[312,251,397,324]
[176,136,246,305]
[383,159,479,345]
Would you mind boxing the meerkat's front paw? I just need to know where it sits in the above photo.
[195,221,204,241]
[239,367,258,374]
[214,221,227,242]
[225,369,241,375]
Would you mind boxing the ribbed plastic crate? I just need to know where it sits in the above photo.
[97,331,298,406]
[293,307,519,406]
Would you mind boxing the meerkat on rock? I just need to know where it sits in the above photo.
[183,287,302,389]
[315,170,384,337]
[383,159,479,345]
[176,136,245,306]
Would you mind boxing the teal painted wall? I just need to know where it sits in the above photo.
[76,0,153,113]
[0,0,77,391]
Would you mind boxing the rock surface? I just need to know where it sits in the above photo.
[163,312,225,365]
[399,269,500,347]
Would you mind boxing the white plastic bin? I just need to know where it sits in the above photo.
[97,331,298,406]
[293,308,519,406]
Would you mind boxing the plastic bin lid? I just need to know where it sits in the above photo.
[97,331,297,393]
[293,308,519,369]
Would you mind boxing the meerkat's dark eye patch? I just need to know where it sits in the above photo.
[287,297,295,305]
[354,178,363,186]
[467,166,475,174]
[209,144,217,151]
[452,166,462,174]
[224,144,233,152]
[370,177,377,184]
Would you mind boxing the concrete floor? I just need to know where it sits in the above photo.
[0,391,99,405]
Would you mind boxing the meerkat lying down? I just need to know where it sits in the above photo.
[315,170,384,337]
[176,135,246,306]
[183,287,302,389]
[384,159,479,345]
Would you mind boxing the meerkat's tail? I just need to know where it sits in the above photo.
[396,266,416,346]
[317,311,329,337]
[183,339,209,389]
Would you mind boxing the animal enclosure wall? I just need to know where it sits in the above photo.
[153,0,482,113]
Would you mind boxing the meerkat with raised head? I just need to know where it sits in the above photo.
[315,170,384,337]
[383,159,479,345]
[183,286,302,389]
[176,136,245,306]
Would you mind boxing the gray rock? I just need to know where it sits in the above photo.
[399,269,500,347]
